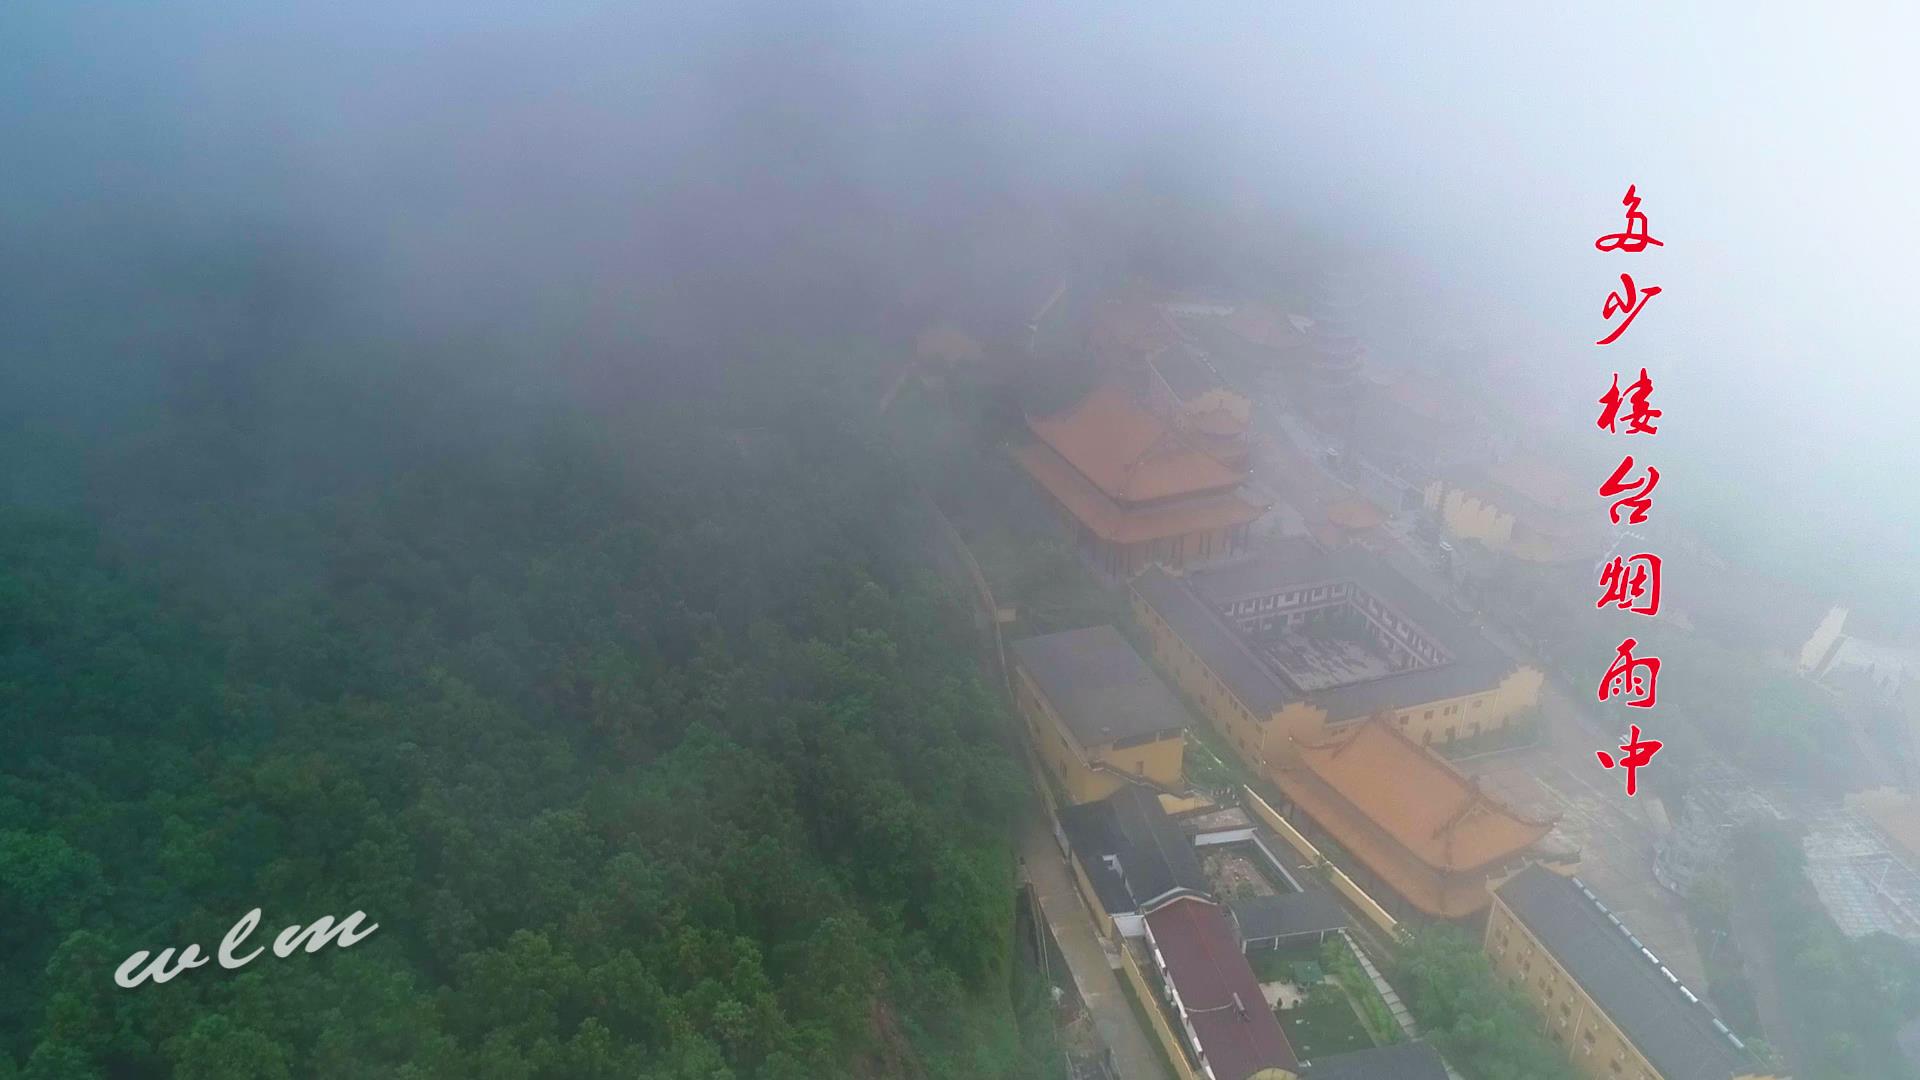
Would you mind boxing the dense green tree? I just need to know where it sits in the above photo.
[0,351,1048,1077]
[1391,926,1579,1080]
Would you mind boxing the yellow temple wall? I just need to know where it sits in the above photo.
[1013,665,1184,805]
[1425,480,1517,550]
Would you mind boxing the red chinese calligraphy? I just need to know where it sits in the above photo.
[1594,185,1664,253]
[1598,455,1659,524]
[1597,636,1661,708]
[1596,723,1663,796]
[1596,272,1661,346]
[1597,367,1660,434]
[1597,552,1662,615]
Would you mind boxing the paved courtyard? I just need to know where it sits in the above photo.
[1454,682,1709,992]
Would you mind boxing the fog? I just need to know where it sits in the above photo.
[6,2,1916,614]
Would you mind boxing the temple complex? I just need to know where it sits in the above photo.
[1131,539,1553,917]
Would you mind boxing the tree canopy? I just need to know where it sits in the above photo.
[1,351,1045,1078]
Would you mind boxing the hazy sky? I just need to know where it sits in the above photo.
[6,3,1916,613]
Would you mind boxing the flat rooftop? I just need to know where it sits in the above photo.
[1009,625,1188,748]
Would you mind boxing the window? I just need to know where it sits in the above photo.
[1423,709,1434,720]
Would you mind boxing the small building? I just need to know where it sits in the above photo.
[1227,889,1348,951]
[1145,895,1302,1080]
[1300,1041,1449,1080]
[1060,785,1212,937]
[1486,865,1784,1080]
[1424,458,1597,565]
[1009,626,1188,805]
[1013,385,1268,578]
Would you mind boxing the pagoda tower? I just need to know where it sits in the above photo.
[1304,269,1366,448]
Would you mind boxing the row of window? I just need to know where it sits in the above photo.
[1494,919,1655,1080]
[1222,581,1351,618]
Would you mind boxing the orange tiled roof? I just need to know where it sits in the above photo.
[1027,385,1245,504]
[1013,441,1266,545]
[1275,717,1552,917]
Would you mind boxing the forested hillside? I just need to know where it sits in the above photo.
[0,350,1043,1078]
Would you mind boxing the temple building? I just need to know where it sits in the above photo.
[1013,385,1267,578]
[1131,539,1552,917]
[1271,717,1553,918]
[1487,865,1784,1080]
[1009,626,1188,805]
[1301,272,1367,439]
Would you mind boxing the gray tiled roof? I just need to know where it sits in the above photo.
[1059,785,1209,913]
[1496,865,1750,1080]
[1302,1041,1449,1080]
[1135,566,1299,716]
[1150,341,1223,400]
[1009,625,1187,747]
[1135,541,1523,723]
[1228,888,1348,942]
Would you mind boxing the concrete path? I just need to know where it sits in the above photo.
[1020,813,1173,1080]
[1339,931,1468,1080]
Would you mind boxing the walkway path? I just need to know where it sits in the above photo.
[1339,931,1467,1080]
[1020,813,1172,1080]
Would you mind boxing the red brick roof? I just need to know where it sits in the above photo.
[1144,898,1298,1080]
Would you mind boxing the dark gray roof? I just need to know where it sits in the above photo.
[1009,626,1187,747]
[1135,566,1298,716]
[1059,785,1209,914]
[1150,341,1223,400]
[1135,540,1523,723]
[1302,1041,1449,1080]
[1495,865,1751,1080]
[1228,888,1348,942]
